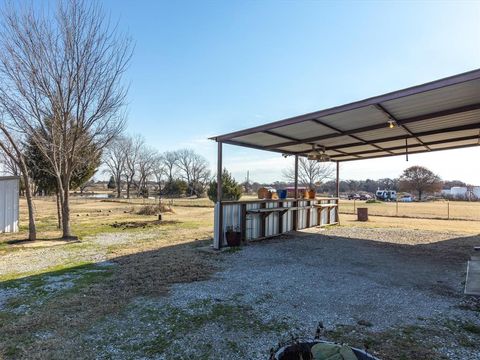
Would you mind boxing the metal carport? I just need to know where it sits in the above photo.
[210,69,480,249]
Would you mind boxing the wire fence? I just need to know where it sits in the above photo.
[31,196,480,221]
[339,199,480,221]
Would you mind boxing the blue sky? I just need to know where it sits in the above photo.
[39,1,480,183]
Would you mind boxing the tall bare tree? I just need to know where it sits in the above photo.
[0,0,132,238]
[135,146,156,197]
[123,134,144,199]
[283,157,334,189]
[176,148,211,197]
[152,153,166,194]
[162,150,179,182]
[104,137,128,198]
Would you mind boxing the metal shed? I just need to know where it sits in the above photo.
[210,69,480,249]
[0,176,20,233]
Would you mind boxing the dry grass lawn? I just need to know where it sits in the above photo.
[339,199,480,221]
[0,196,479,359]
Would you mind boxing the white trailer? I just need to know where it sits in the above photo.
[0,176,20,233]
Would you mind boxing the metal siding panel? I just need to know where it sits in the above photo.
[382,80,480,119]
[406,110,480,133]
[355,126,407,141]
[0,181,5,232]
[0,179,19,233]
[419,129,480,143]
[338,144,379,153]
[232,132,287,146]
[270,120,337,140]
[314,135,357,147]
[277,144,314,152]
[319,106,387,131]
[428,140,479,149]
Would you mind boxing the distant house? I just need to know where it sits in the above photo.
[442,186,480,200]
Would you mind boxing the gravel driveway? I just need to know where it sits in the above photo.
[88,227,480,360]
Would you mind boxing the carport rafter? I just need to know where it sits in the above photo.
[262,103,480,150]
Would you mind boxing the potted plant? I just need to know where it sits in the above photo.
[225,225,242,247]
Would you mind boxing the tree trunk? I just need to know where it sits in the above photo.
[22,172,37,241]
[61,184,73,239]
[418,190,422,201]
[116,175,121,198]
[126,180,131,199]
[56,190,62,229]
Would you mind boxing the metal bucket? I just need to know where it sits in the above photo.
[274,339,380,360]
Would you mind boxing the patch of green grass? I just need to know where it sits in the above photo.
[461,322,480,335]
[1,262,114,313]
[141,299,289,356]
[224,246,242,253]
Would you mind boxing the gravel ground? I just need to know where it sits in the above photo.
[87,227,480,359]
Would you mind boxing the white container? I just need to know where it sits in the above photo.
[0,176,19,233]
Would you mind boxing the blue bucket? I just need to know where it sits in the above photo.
[277,189,287,199]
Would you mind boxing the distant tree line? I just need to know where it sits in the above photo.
[104,135,211,199]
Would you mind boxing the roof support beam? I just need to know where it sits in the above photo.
[336,143,479,162]
[326,122,480,152]
[312,119,395,155]
[328,134,480,159]
[264,103,480,149]
[374,104,431,151]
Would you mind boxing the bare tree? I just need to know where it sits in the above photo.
[162,150,179,182]
[0,141,20,176]
[283,157,334,189]
[176,149,211,197]
[104,137,127,198]
[135,146,156,197]
[123,135,144,199]
[0,1,132,238]
[152,153,166,194]
[0,124,37,240]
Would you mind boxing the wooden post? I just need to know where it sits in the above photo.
[215,141,223,249]
[447,200,450,220]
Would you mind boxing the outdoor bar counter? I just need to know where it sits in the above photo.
[213,197,339,248]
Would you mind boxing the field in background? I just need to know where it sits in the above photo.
[1,196,479,246]
[339,199,480,221]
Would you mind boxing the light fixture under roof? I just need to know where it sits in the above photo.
[387,119,397,129]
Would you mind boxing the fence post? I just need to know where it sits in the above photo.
[396,200,398,217]
[447,200,450,220]
[353,199,356,214]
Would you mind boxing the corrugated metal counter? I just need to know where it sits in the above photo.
[213,197,339,248]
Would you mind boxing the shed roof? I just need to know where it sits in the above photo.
[211,69,480,162]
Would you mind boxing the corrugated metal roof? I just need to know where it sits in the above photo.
[269,120,336,140]
[214,69,480,161]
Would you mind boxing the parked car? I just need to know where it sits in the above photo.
[359,194,372,200]
[348,193,360,200]
[399,195,413,202]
